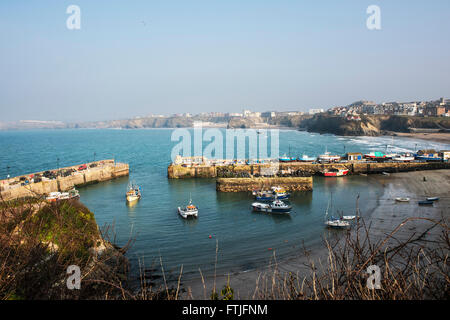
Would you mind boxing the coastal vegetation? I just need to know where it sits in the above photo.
[0,198,130,299]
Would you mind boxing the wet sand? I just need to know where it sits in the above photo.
[389,132,450,144]
[180,169,450,299]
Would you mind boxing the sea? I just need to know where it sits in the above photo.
[0,128,448,284]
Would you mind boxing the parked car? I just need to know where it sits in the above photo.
[78,164,87,171]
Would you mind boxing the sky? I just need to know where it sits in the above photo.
[0,0,449,122]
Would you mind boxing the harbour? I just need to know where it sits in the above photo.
[0,128,448,286]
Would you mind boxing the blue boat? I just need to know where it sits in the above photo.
[418,200,434,205]
[253,186,291,201]
[414,151,442,161]
[255,193,290,201]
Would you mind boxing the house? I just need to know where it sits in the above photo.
[346,152,364,161]
[439,150,450,161]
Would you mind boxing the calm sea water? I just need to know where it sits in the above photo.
[1,129,449,282]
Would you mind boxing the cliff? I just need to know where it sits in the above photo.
[302,115,450,136]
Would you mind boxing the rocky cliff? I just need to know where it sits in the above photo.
[302,115,450,136]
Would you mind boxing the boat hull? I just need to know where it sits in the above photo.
[418,200,433,205]
[323,170,349,177]
[252,203,291,213]
[256,194,290,201]
[178,207,198,219]
[325,220,350,228]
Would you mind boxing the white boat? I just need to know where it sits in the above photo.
[392,153,415,162]
[252,199,292,213]
[318,147,341,163]
[46,192,62,202]
[46,188,80,202]
[324,194,350,228]
[342,215,356,220]
[178,198,198,218]
[325,219,351,228]
[426,197,439,201]
[395,197,410,202]
[58,188,80,200]
[299,154,316,162]
[126,182,141,203]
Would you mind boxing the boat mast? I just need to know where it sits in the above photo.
[355,193,360,217]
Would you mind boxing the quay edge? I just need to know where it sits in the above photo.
[0,159,129,202]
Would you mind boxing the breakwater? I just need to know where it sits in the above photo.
[168,161,450,179]
[216,177,313,192]
[0,159,129,201]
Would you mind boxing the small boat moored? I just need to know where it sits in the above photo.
[178,198,198,219]
[395,197,410,202]
[324,193,351,229]
[318,149,341,163]
[322,168,349,177]
[253,186,290,201]
[418,200,434,206]
[252,199,292,213]
[126,183,141,203]
[46,188,80,202]
[426,197,439,201]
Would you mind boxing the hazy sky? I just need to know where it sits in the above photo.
[0,0,449,122]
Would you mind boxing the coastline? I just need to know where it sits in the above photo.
[387,132,450,144]
[179,169,450,299]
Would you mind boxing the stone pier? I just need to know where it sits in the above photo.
[216,177,313,192]
[0,159,129,201]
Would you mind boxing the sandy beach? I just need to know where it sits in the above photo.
[180,169,450,299]
[389,132,450,144]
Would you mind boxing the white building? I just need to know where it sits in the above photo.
[309,108,324,115]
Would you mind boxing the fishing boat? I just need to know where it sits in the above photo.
[59,188,80,200]
[252,199,292,213]
[392,153,415,162]
[318,148,341,163]
[126,183,141,203]
[279,154,297,162]
[46,188,80,202]
[46,192,62,202]
[426,197,439,201]
[322,168,349,177]
[418,200,434,206]
[364,151,386,161]
[253,186,290,201]
[279,146,297,162]
[299,154,316,162]
[177,198,198,218]
[415,150,442,162]
[271,186,290,198]
[324,194,350,228]
[395,197,410,202]
[381,172,390,176]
